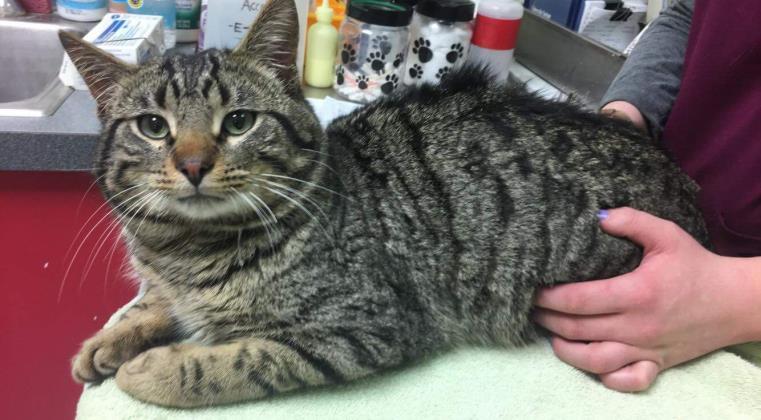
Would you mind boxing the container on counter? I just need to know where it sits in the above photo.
[19,0,53,13]
[59,13,165,89]
[334,0,413,103]
[57,0,107,21]
[304,0,338,88]
[108,0,126,12]
[403,0,474,86]
[175,0,201,43]
[126,0,176,48]
[467,0,523,83]
[197,0,207,50]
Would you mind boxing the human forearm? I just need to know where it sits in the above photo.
[601,0,694,138]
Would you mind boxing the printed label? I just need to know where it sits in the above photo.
[471,15,522,51]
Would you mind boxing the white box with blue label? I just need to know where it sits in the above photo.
[59,13,165,90]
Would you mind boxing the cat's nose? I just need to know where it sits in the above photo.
[176,157,214,187]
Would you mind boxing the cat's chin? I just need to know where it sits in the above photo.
[168,195,249,222]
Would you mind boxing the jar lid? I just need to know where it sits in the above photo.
[391,0,418,6]
[347,0,414,27]
[416,0,475,22]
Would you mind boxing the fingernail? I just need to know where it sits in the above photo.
[597,209,609,221]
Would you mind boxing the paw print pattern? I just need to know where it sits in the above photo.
[372,35,393,56]
[436,67,450,79]
[381,74,399,95]
[366,52,386,73]
[446,43,464,64]
[412,38,433,63]
[335,65,344,85]
[356,74,369,90]
[408,64,423,79]
[393,53,404,68]
[341,44,357,65]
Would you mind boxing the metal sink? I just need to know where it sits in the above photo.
[0,14,91,117]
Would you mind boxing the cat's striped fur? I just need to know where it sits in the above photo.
[61,0,708,407]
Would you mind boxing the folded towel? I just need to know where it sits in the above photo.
[76,301,761,420]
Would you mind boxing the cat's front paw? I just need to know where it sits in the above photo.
[72,325,149,383]
[115,344,199,407]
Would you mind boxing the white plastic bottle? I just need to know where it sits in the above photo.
[175,0,201,43]
[467,0,523,83]
[127,0,177,48]
[57,0,108,22]
[304,0,338,88]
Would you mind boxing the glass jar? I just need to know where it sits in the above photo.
[403,0,475,86]
[334,1,413,103]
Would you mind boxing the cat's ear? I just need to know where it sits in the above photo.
[59,31,135,116]
[233,0,300,86]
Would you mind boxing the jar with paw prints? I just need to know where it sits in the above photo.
[334,1,413,103]
[403,0,475,86]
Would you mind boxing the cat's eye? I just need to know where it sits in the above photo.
[222,110,256,136]
[138,115,170,140]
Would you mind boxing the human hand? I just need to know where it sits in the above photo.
[601,101,647,132]
[534,208,761,392]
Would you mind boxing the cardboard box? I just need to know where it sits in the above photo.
[59,13,165,90]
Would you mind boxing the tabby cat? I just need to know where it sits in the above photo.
[60,0,708,408]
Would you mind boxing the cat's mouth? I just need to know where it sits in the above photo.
[176,193,226,203]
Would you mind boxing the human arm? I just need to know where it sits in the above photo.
[600,0,694,137]
[534,208,761,392]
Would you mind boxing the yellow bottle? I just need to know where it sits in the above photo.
[304,0,339,88]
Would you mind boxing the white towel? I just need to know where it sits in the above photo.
[76,333,761,419]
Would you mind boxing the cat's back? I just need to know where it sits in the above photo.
[327,66,667,171]
[325,66,707,266]
[326,66,696,213]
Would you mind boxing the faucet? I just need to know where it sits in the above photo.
[0,0,26,18]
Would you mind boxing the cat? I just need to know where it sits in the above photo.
[60,0,708,408]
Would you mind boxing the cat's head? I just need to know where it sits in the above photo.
[59,0,326,226]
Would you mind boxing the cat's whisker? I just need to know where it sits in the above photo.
[59,188,150,302]
[300,148,333,158]
[75,172,109,216]
[103,223,126,296]
[80,215,123,291]
[303,158,341,179]
[244,189,280,232]
[132,191,165,238]
[261,185,333,243]
[246,193,280,253]
[231,188,277,251]
[230,187,277,230]
[103,189,169,285]
[85,166,159,173]
[64,183,148,263]
[81,195,144,287]
[102,191,165,290]
[256,178,332,232]
[79,190,159,291]
[246,190,285,252]
[259,173,353,202]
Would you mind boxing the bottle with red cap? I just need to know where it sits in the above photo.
[468,0,523,83]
